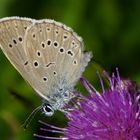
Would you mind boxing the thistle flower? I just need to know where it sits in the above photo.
[34,69,140,140]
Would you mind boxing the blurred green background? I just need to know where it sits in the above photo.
[0,0,140,139]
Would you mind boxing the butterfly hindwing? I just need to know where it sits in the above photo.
[24,19,92,99]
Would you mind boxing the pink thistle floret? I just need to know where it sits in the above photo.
[64,70,140,140]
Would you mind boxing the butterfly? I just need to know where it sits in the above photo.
[0,17,92,116]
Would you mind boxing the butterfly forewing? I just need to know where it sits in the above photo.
[0,17,34,80]
[0,17,48,100]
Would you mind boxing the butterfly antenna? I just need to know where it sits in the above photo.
[21,106,42,129]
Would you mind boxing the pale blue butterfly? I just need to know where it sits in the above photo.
[0,17,92,117]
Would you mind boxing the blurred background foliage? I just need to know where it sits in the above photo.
[0,0,140,139]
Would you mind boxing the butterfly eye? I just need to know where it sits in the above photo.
[43,104,54,116]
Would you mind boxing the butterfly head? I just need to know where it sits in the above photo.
[42,89,75,116]
[42,103,54,116]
